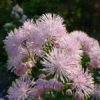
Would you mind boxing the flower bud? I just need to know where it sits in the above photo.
[39,74,46,79]
[54,42,60,48]
[37,96,43,100]
[66,89,72,96]
[36,79,48,91]
[87,63,93,69]
[26,61,33,68]
[47,79,64,90]
[75,92,84,100]
[28,89,39,98]
[14,64,28,76]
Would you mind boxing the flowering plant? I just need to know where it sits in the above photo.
[3,13,100,100]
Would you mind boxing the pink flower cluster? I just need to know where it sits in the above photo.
[7,76,64,100]
[70,31,100,68]
[4,14,66,76]
[3,13,100,100]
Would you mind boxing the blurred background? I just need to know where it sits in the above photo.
[0,0,100,99]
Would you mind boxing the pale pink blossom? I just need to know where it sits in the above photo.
[70,31,100,53]
[25,20,46,56]
[70,31,91,53]
[3,19,44,71]
[36,13,67,41]
[71,69,94,97]
[41,48,80,82]
[7,76,35,100]
[70,30,100,68]
[75,92,84,100]
[22,19,34,35]
[4,28,28,57]
[3,28,29,71]
[56,35,83,60]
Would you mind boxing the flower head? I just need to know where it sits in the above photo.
[70,31,100,54]
[3,19,43,71]
[23,19,47,56]
[7,76,35,100]
[70,31,91,53]
[41,47,80,82]
[56,35,83,60]
[36,13,67,40]
[3,28,29,71]
[71,69,94,97]
[70,30,100,68]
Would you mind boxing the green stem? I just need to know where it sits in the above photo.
[25,44,40,72]
[55,91,58,98]
[24,43,42,78]
[50,91,52,100]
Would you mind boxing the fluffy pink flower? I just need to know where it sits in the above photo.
[3,19,44,71]
[36,13,67,40]
[4,28,29,71]
[55,35,83,60]
[7,76,35,100]
[22,19,34,35]
[27,29,46,56]
[70,31,100,54]
[70,31,91,53]
[24,20,47,56]
[4,28,28,57]
[41,47,81,82]
[71,69,94,97]
[70,30,100,68]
